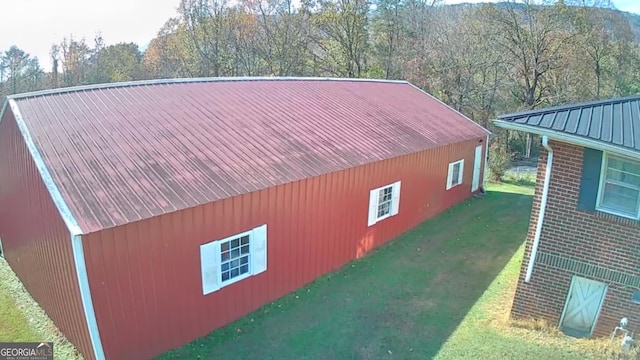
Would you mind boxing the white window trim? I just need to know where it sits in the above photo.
[0,236,3,258]
[200,224,267,295]
[368,181,401,226]
[596,152,640,220]
[446,159,464,190]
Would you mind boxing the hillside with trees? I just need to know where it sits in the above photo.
[2,0,640,161]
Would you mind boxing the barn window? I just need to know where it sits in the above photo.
[200,224,267,295]
[220,235,250,282]
[446,160,464,190]
[596,154,640,219]
[368,181,401,226]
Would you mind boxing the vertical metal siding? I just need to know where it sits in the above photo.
[82,137,486,360]
[0,109,94,359]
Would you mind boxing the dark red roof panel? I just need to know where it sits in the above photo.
[10,78,489,233]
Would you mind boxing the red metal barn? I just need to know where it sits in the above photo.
[0,78,489,360]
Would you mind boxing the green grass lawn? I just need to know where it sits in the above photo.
[0,281,41,341]
[160,182,544,360]
[0,258,83,359]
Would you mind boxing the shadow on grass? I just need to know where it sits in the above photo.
[159,185,533,360]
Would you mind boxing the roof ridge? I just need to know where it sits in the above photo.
[497,94,640,120]
[8,77,410,100]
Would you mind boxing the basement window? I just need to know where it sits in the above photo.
[447,160,464,190]
[368,181,401,226]
[597,154,640,219]
[200,224,267,295]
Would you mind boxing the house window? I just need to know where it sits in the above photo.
[447,160,464,190]
[200,224,267,295]
[597,154,640,219]
[368,181,401,226]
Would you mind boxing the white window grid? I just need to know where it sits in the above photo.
[377,186,393,218]
[220,234,251,282]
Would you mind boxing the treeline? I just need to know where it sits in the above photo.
[2,0,640,157]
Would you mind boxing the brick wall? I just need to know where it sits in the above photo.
[511,140,640,337]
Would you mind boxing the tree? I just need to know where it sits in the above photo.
[143,18,202,78]
[569,0,631,99]
[1,46,44,95]
[59,36,92,86]
[241,0,312,76]
[485,0,576,157]
[50,44,61,89]
[179,0,234,77]
[311,0,370,77]
[370,0,404,79]
[91,43,143,83]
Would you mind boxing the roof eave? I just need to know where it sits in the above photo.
[8,76,411,101]
[493,119,640,159]
[406,83,492,136]
[7,99,83,235]
[497,94,640,120]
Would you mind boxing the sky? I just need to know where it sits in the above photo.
[1,0,639,71]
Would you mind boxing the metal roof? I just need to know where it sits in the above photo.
[494,95,640,154]
[4,77,489,234]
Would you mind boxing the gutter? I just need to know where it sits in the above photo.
[525,135,553,283]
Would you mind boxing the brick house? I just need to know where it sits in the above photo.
[494,96,640,339]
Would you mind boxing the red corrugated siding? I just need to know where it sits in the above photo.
[0,108,93,359]
[83,137,486,360]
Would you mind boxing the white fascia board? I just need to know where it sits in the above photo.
[8,100,82,235]
[10,100,103,358]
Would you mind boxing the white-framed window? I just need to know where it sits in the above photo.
[200,224,267,295]
[368,181,401,226]
[596,154,640,219]
[446,159,464,190]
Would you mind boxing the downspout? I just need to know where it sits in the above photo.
[525,135,553,283]
[483,134,489,192]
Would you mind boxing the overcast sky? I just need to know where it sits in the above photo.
[1,0,639,70]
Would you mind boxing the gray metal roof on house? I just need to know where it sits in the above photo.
[493,95,640,154]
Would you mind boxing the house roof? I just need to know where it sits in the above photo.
[3,77,489,234]
[493,95,640,157]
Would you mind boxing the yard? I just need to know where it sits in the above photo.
[160,180,631,359]
[0,255,82,359]
[1,180,635,359]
